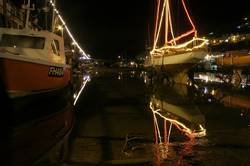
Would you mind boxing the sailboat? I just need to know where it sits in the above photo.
[146,0,208,72]
[0,0,71,98]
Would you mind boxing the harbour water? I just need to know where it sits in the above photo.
[0,1,249,166]
[2,67,250,165]
[61,68,250,166]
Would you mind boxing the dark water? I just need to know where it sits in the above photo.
[65,68,250,166]
[5,68,250,166]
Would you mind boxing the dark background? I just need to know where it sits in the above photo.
[13,0,250,59]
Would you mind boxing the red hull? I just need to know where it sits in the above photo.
[0,58,71,96]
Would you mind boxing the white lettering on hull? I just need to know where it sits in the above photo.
[48,66,64,77]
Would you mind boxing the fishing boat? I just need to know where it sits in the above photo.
[146,0,208,72]
[0,0,71,98]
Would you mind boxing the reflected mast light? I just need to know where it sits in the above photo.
[150,102,206,138]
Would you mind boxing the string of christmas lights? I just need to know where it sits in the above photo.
[151,37,208,56]
[49,0,90,59]
[151,0,208,57]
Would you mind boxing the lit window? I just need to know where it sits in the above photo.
[0,34,45,49]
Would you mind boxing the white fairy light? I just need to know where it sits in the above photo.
[49,0,90,59]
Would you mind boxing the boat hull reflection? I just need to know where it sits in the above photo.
[149,83,206,139]
[2,73,88,165]
[11,103,74,165]
[147,84,206,165]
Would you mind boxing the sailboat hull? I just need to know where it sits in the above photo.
[149,50,206,70]
[151,97,205,124]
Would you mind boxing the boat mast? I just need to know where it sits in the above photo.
[153,0,167,50]
[25,0,30,28]
[44,0,48,30]
[22,0,35,29]
[154,0,161,46]
[3,0,7,26]
[51,0,56,32]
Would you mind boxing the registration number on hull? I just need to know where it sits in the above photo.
[48,66,64,77]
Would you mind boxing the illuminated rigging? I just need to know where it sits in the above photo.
[49,0,90,59]
[150,102,206,143]
[151,0,207,56]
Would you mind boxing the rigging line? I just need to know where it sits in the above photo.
[158,37,206,50]
[167,122,172,143]
[167,0,176,45]
[151,110,192,135]
[154,0,161,46]
[164,120,167,143]
[176,0,180,38]
[153,0,167,50]
[181,0,197,36]
[153,112,159,144]
[153,113,162,143]
[49,0,89,59]
[165,0,169,44]
[167,29,195,44]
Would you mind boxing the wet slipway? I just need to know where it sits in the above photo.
[4,68,250,166]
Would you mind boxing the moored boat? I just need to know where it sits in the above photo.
[0,1,71,98]
[147,0,208,73]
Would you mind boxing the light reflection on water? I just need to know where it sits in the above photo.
[73,74,91,106]
[55,69,250,165]
[147,79,206,165]
[140,70,250,165]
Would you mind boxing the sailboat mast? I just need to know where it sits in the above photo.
[153,0,167,50]
[154,0,161,44]
[25,0,31,28]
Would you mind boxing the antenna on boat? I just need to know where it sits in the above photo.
[22,0,35,29]
[42,0,50,30]
[51,0,56,32]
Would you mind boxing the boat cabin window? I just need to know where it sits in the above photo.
[51,39,60,56]
[0,34,45,49]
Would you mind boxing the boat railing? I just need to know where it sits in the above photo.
[151,37,208,56]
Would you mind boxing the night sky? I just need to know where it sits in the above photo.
[13,0,250,59]
[58,0,152,59]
